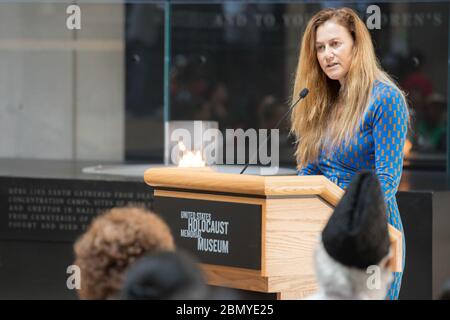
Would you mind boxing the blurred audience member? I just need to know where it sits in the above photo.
[257,95,289,131]
[401,51,433,116]
[306,171,394,300]
[74,207,175,299]
[414,92,447,153]
[197,82,230,128]
[121,250,209,300]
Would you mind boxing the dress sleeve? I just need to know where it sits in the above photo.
[298,162,322,176]
[372,86,409,201]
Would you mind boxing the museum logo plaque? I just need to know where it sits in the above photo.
[154,197,262,270]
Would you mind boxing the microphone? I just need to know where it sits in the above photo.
[240,88,309,174]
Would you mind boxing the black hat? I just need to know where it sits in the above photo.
[121,250,209,300]
[321,171,390,269]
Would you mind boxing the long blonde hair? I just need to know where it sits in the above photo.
[290,7,408,169]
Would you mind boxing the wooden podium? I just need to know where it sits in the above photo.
[144,167,403,299]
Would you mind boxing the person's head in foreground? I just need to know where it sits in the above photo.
[291,7,408,168]
[74,206,175,299]
[120,250,210,300]
[308,171,393,300]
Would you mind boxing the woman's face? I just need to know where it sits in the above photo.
[315,20,354,85]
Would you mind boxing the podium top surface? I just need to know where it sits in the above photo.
[144,167,344,205]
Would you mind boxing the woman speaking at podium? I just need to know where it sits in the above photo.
[291,7,409,300]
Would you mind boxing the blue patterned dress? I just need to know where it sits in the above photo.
[298,81,408,300]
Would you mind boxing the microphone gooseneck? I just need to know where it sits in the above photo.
[239,88,309,175]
